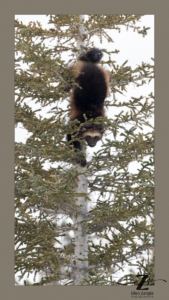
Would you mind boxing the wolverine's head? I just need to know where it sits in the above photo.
[79,123,104,147]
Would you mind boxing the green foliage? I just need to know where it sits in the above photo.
[15,15,154,285]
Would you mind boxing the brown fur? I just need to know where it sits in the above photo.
[69,61,110,121]
[67,48,110,166]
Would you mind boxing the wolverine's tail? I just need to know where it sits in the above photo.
[78,48,103,63]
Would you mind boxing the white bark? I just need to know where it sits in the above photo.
[76,15,86,56]
[73,162,88,285]
[73,15,88,285]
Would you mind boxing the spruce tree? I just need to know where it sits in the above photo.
[15,15,154,286]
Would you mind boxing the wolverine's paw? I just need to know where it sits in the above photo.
[87,48,103,63]
[80,159,87,167]
[79,48,103,63]
[71,157,87,167]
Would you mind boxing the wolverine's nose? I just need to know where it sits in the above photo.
[90,144,95,147]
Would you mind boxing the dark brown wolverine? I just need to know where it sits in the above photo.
[67,48,110,166]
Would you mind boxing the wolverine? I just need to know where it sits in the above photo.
[67,48,110,166]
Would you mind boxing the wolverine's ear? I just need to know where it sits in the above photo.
[101,130,104,133]
[81,128,86,132]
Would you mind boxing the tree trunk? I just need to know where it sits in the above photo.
[76,15,86,56]
[73,15,88,285]
[73,161,88,285]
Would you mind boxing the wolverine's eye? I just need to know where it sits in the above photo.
[94,136,100,142]
[85,135,91,140]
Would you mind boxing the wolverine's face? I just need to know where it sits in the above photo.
[81,129,102,147]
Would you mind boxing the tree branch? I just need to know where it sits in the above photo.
[111,72,154,87]
[51,68,71,87]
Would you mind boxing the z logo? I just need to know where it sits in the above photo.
[136,274,167,290]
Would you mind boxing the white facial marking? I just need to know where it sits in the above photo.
[82,130,102,139]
